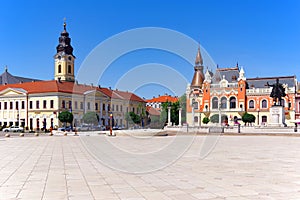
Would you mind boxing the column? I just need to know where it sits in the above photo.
[167,106,171,126]
[178,107,182,127]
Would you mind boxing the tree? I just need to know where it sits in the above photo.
[160,101,180,125]
[202,117,210,124]
[210,114,228,124]
[82,112,99,125]
[58,111,73,127]
[125,112,141,125]
[242,112,256,125]
[179,94,187,123]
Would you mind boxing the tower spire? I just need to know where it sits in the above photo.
[191,46,204,88]
[195,45,203,66]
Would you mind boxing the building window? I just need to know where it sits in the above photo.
[43,100,47,109]
[108,104,110,111]
[0,102,1,109]
[262,99,268,108]
[75,101,78,109]
[212,97,218,109]
[69,101,72,109]
[58,65,61,73]
[112,104,115,111]
[62,100,65,108]
[132,107,135,113]
[87,102,90,110]
[29,101,32,109]
[120,105,123,112]
[36,118,40,130]
[102,103,105,111]
[126,107,128,113]
[194,116,198,122]
[4,102,7,109]
[95,103,98,110]
[229,97,236,109]
[36,101,40,109]
[50,100,54,108]
[10,102,13,109]
[116,105,119,112]
[221,97,227,109]
[192,99,199,109]
[68,65,72,74]
[249,100,254,109]
[21,101,25,109]
[80,102,83,109]
[15,101,19,110]
[262,116,267,123]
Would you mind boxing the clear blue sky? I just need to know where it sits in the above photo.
[0,0,300,99]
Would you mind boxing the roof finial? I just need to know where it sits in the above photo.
[195,43,203,66]
[63,17,67,30]
[236,62,239,68]
[5,65,8,72]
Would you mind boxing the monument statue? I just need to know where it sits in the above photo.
[266,78,286,106]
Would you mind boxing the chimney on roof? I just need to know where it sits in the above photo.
[91,83,93,87]
[98,85,101,88]
[57,77,61,83]
[116,88,118,91]
[109,87,111,90]
[75,80,78,85]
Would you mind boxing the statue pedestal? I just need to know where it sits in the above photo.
[269,106,285,127]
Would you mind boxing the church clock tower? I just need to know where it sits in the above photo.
[54,21,75,82]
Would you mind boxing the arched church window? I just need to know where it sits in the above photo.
[229,97,236,109]
[58,65,61,73]
[68,65,72,74]
[249,100,254,108]
[212,97,218,109]
[261,99,268,108]
[221,97,227,109]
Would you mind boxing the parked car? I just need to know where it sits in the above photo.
[58,126,73,132]
[3,126,24,132]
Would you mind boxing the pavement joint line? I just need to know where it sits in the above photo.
[71,137,97,200]
[16,138,51,199]
[0,139,44,187]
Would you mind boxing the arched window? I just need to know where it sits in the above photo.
[262,99,268,108]
[212,97,218,109]
[229,96,236,109]
[221,97,227,109]
[68,65,72,74]
[58,65,61,73]
[192,99,199,109]
[194,116,198,122]
[249,100,254,109]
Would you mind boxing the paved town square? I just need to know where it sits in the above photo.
[0,133,300,200]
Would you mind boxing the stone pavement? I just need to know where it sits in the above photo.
[0,134,300,200]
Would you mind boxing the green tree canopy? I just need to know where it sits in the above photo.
[202,117,210,124]
[242,112,256,125]
[58,111,73,127]
[210,114,228,123]
[161,101,180,125]
[82,112,99,125]
[125,112,141,125]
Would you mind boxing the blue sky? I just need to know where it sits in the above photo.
[0,0,300,99]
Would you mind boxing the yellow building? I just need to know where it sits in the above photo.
[0,23,145,130]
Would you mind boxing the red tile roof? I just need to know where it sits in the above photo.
[146,106,161,116]
[146,95,178,103]
[0,80,145,102]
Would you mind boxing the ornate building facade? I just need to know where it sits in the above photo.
[186,47,298,126]
[0,23,145,130]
